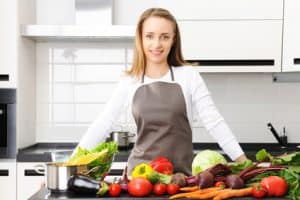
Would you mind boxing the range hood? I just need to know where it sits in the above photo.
[21,25,135,41]
[21,0,135,41]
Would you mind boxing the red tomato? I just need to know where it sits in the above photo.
[109,183,121,197]
[167,184,180,195]
[252,183,267,198]
[260,176,288,197]
[128,178,152,197]
[153,183,167,195]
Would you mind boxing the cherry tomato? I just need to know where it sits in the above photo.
[128,178,152,197]
[153,183,167,195]
[252,183,267,198]
[109,183,121,197]
[167,184,180,195]
[214,181,225,188]
[260,176,288,197]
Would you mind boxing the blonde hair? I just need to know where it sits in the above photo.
[126,8,187,77]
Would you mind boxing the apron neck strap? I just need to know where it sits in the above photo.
[142,66,174,83]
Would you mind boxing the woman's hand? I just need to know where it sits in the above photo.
[234,154,248,163]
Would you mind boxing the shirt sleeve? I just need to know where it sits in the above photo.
[77,75,130,150]
[190,68,244,160]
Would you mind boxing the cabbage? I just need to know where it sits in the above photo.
[192,150,227,175]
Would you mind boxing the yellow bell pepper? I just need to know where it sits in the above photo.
[131,163,153,179]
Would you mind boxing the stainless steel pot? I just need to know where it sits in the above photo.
[108,131,135,147]
[35,162,88,192]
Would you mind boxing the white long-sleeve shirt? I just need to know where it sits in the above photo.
[78,66,244,160]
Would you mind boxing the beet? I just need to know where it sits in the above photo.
[225,174,244,189]
[198,171,214,189]
[171,173,187,187]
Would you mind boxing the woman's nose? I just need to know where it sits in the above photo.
[152,38,162,47]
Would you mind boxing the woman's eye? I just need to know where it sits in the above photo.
[145,35,153,39]
[162,35,170,40]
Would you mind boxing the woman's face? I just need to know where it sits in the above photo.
[142,16,175,66]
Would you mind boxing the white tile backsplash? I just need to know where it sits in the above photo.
[36,42,300,143]
[75,104,105,122]
[74,83,118,102]
[53,48,125,63]
[75,65,124,82]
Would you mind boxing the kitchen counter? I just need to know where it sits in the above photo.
[29,187,287,200]
[18,142,300,163]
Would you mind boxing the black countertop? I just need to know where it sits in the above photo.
[29,187,287,200]
[17,142,300,163]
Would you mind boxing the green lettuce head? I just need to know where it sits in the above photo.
[192,149,227,175]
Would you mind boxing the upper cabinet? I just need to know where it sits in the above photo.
[158,0,283,20]
[282,0,300,72]
[0,0,17,88]
[160,0,283,72]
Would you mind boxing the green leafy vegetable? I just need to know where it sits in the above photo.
[192,150,227,175]
[279,168,300,200]
[71,141,118,180]
[256,148,300,166]
[148,171,171,184]
[255,149,273,161]
[229,159,253,174]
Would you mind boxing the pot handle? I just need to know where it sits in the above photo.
[34,164,46,175]
[120,133,135,138]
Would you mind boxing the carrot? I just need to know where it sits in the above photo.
[186,189,231,199]
[169,187,222,199]
[213,187,253,200]
[179,186,198,192]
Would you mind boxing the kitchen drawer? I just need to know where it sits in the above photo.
[0,161,16,200]
[159,0,283,20]
[17,162,45,200]
[179,20,282,72]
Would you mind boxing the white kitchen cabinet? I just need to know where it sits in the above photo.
[282,0,300,72]
[114,0,283,24]
[179,20,282,72]
[0,0,17,88]
[0,160,16,200]
[17,162,45,200]
[159,0,283,20]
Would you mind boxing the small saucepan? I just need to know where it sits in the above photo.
[108,131,135,148]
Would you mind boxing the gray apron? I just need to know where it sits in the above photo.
[127,67,194,175]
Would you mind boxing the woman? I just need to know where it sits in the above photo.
[75,8,247,175]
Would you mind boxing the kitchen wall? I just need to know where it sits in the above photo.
[35,42,300,144]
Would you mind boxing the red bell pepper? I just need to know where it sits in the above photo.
[150,156,173,175]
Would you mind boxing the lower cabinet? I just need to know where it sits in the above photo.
[0,161,16,200]
[17,162,45,200]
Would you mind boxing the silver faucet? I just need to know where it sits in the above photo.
[267,123,288,148]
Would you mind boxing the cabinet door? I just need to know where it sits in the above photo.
[0,161,16,200]
[282,0,300,72]
[0,0,17,88]
[179,20,282,72]
[159,0,283,20]
[17,162,45,200]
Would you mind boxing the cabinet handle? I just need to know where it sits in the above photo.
[0,169,9,176]
[0,74,9,81]
[33,164,45,175]
[24,169,45,176]
[294,58,300,64]
[185,59,274,66]
[108,169,123,176]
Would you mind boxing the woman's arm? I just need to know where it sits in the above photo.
[190,69,247,161]
[76,75,130,150]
